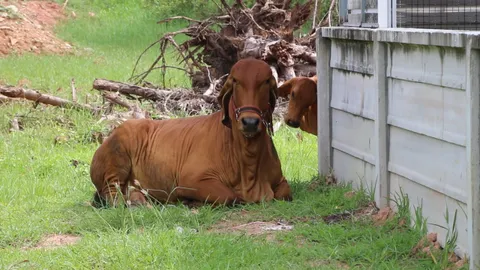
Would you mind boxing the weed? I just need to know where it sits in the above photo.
[429,207,460,268]
[390,187,411,224]
[413,199,428,235]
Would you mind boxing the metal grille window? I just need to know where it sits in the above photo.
[396,0,480,30]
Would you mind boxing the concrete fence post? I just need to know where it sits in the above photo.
[373,33,389,208]
[466,36,480,270]
[316,29,332,176]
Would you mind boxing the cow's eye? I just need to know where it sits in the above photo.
[290,91,295,98]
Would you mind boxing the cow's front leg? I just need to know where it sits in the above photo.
[176,178,244,207]
[273,177,293,201]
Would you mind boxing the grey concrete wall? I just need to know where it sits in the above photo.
[317,27,480,269]
[329,39,376,192]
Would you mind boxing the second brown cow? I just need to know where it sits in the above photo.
[89,58,292,208]
[277,75,318,135]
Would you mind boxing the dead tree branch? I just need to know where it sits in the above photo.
[93,79,219,115]
[130,0,324,93]
[102,92,134,110]
[0,85,95,112]
[71,78,77,102]
[93,78,217,104]
[312,0,319,30]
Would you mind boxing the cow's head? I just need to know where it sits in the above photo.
[277,76,317,128]
[218,58,277,138]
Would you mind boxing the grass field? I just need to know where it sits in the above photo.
[0,1,464,269]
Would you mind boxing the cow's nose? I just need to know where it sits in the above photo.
[241,117,260,132]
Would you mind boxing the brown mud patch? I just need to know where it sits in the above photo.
[25,234,81,250]
[0,0,73,56]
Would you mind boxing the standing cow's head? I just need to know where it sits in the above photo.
[218,58,277,138]
[277,76,317,128]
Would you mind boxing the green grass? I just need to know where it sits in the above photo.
[0,1,456,269]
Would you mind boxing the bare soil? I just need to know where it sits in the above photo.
[321,201,379,224]
[28,234,81,250]
[211,220,294,236]
[0,0,72,56]
[207,209,293,242]
[410,232,466,269]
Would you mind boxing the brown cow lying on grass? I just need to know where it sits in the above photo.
[89,58,293,208]
[277,75,317,136]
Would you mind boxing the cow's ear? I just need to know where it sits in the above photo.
[277,78,297,98]
[218,75,234,127]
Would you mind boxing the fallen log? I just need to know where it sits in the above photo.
[102,92,151,120]
[0,94,23,104]
[93,78,220,115]
[102,92,135,110]
[0,85,95,112]
[93,79,218,104]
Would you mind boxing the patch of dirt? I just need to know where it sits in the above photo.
[343,191,356,199]
[371,206,395,226]
[452,259,467,269]
[411,232,466,269]
[208,209,293,242]
[411,232,440,255]
[210,220,293,236]
[321,202,378,224]
[29,234,81,250]
[0,0,73,56]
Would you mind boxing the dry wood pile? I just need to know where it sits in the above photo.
[131,0,337,95]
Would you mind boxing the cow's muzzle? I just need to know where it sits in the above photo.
[241,117,260,136]
[232,102,272,138]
